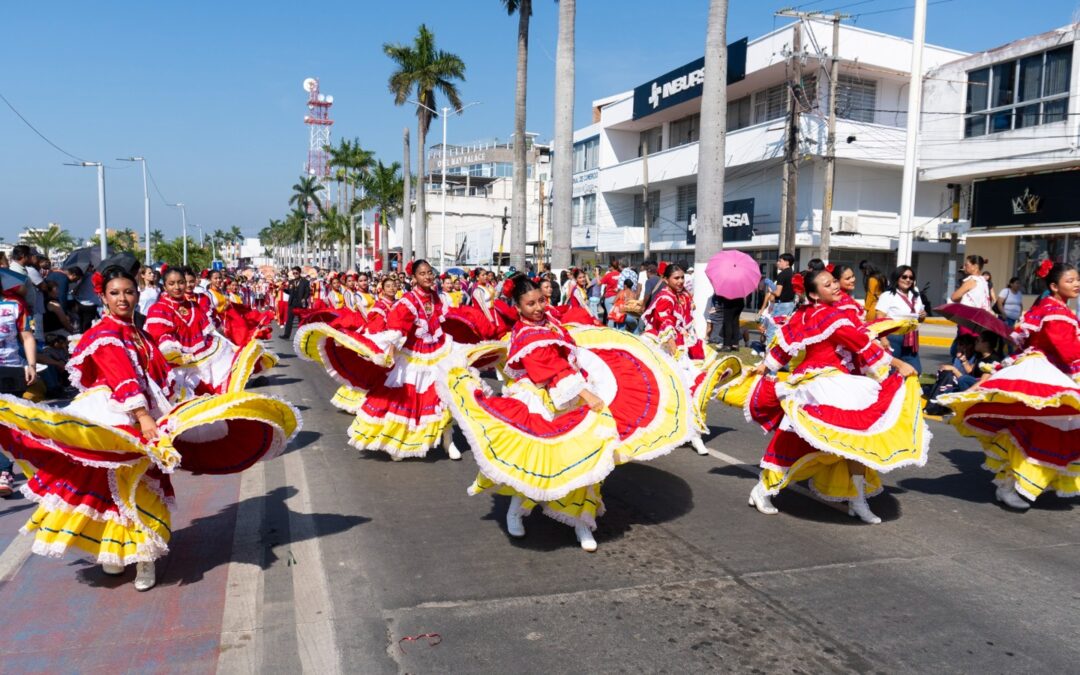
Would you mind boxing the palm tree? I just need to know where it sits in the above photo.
[356,160,404,272]
[401,128,412,261]
[289,175,326,262]
[503,0,532,271]
[551,0,575,272]
[150,229,165,248]
[22,224,76,260]
[230,225,243,262]
[326,139,354,215]
[346,140,376,269]
[384,24,466,262]
[693,0,729,336]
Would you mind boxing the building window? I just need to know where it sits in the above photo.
[573,136,599,173]
[638,127,662,156]
[572,194,596,227]
[670,113,700,147]
[836,75,876,123]
[964,45,1073,138]
[632,190,660,228]
[676,184,696,222]
[753,83,788,124]
[1014,233,1080,294]
[727,95,752,131]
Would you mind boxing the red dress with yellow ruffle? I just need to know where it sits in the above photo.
[444,316,700,531]
[346,287,453,459]
[938,297,1080,500]
[0,313,300,567]
[751,302,929,501]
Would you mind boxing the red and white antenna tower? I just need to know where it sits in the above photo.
[302,77,334,185]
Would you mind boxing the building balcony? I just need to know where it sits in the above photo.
[598,117,907,195]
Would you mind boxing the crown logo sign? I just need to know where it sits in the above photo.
[1011,188,1041,215]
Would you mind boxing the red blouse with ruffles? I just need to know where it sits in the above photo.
[67,314,174,412]
[765,302,889,378]
[643,287,699,352]
[1015,298,1080,378]
[364,297,393,334]
[505,317,580,389]
[144,295,216,361]
[386,287,448,354]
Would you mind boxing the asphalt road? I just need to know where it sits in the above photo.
[0,337,1077,674]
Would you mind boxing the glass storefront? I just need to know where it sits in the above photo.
[1014,233,1080,293]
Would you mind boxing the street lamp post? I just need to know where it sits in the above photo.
[407,99,480,270]
[171,202,188,265]
[119,157,150,264]
[65,161,108,261]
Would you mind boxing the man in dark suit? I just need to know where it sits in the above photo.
[279,266,310,340]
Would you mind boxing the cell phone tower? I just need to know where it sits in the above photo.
[302,77,334,194]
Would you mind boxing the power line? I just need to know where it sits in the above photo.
[853,0,954,19]
[0,89,87,163]
[145,163,173,207]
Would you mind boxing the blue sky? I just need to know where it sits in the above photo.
[3,0,1079,245]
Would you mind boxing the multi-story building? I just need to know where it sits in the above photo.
[921,24,1079,298]
[388,136,550,268]
[573,21,967,300]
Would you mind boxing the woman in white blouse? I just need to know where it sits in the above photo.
[948,254,993,357]
[877,264,926,373]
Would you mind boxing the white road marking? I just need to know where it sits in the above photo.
[217,462,268,674]
[0,529,33,583]
[284,449,340,673]
[703,445,848,513]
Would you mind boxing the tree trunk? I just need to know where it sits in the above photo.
[551,0,575,274]
[416,118,428,261]
[381,209,390,273]
[693,0,729,339]
[510,0,531,272]
[402,127,412,263]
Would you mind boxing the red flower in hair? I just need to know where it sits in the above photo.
[826,263,835,274]
[657,261,669,277]
[791,273,805,296]
[405,261,414,276]
[501,278,515,298]
[1036,259,1054,279]
[91,271,105,295]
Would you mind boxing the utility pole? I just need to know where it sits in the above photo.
[498,206,509,273]
[896,0,928,267]
[946,182,961,300]
[537,180,546,265]
[819,14,847,262]
[642,138,651,262]
[775,19,803,258]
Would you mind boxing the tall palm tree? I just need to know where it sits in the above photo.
[150,229,165,248]
[551,0,575,272]
[346,140,376,270]
[289,175,326,262]
[384,24,466,262]
[503,0,532,271]
[22,223,76,260]
[230,225,243,262]
[326,139,354,215]
[401,128,412,262]
[692,0,729,337]
[357,160,404,272]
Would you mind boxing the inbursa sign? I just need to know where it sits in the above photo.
[632,38,747,120]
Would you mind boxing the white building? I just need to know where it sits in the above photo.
[387,136,551,270]
[573,21,967,301]
[920,24,1079,298]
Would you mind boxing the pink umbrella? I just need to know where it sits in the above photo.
[705,250,762,299]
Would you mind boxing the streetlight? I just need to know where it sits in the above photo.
[118,157,150,264]
[65,161,107,261]
[170,202,188,265]
[407,99,480,269]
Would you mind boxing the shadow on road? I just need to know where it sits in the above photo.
[898,448,994,504]
[479,462,694,551]
[266,376,304,386]
[74,485,370,588]
[285,430,321,454]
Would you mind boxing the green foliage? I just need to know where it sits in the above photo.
[22,224,77,259]
[384,24,466,135]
